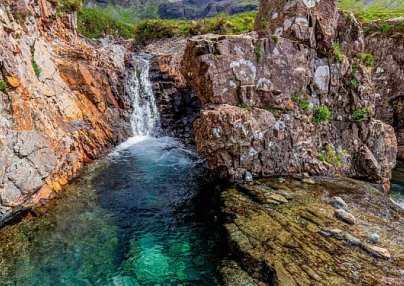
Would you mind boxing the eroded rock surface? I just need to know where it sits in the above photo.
[182,0,397,183]
[364,19,404,159]
[0,1,132,224]
[220,177,404,285]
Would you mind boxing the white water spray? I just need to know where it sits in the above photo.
[125,55,161,137]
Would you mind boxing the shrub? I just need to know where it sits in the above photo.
[313,105,332,124]
[317,144,348,168]
[351,107,370,123]
[354,52,373,67]
[291,92,310,111]
[0,80,8,91]
[32,60,42,78]
[332,41,345,63]
[134,20,177,42]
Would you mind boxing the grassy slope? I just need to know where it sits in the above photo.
[76,0,404,39]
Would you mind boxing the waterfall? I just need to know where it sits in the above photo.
[125,55,161,137]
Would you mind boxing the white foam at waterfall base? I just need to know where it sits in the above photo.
[112,54,162,154]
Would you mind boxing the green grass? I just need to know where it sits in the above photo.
[332,41,345,63]
[351,107,370,124]
[77,8,257,40]
[32,60,42,78]
[238,103,253,111]
[338,0,404,21]
[317,144,348,168]
[0,80,8,91]
[354,52,374,67]
[291,92,310,111]
[313,105,332,124]
[78,8,135,38]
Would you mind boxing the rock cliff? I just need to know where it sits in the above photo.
[364,18,404,159]
[0,1,132,225]
[182,0,398,183]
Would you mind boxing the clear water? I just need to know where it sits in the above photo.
[391,161,404,209]
[0,136,221,285]
[0,55,222,285]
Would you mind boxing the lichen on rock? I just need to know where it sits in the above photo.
[182,0,397,183]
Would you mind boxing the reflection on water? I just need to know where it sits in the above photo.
[391,161,404,209]
[0,137,221,285]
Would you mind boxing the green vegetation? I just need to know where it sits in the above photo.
[0,80,8,91]
[317,144,348,168]
[338,0,404,21]
[253,43,262,61]
[238,103,253,111]
[291,92,310,111]
[32,60,42,78]
[77,7,257,39]
[55,0,83,11]
[354,52,374,67]
[332,41,345,63]
[351,107,371,124]
[78,8,134,38]
[313,105,332,124]
[349,78,359,89]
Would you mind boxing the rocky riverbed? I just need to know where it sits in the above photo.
[219,176,404,285]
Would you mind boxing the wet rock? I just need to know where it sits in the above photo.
[363,244,391,259]
[220,177,404,285]
[331,196,349,211]
[244,171,253,182]
[344,233,362,246]
[335,208,356,225]
[302,178,316,185]
[219,260,263,286]
[368,233,380,244]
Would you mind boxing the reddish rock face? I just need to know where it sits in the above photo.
[183,0,397,183]
[0,2,132,224]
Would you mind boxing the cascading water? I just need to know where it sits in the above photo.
[0,54,221,285]
[125,55,161,137]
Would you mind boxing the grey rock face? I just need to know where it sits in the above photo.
[182,0,398,183]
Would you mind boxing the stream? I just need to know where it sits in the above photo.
[0,55,403,285]
[0,56,222,285]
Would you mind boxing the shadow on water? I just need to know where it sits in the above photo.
[0,137,225,286]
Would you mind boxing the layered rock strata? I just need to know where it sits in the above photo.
[220,177,404,285]
[182,0,397,183]
[0,1,132,224]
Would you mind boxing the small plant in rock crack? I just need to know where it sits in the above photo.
[349,78,359,89]
[313,105,332,124]
[291,92,310,111]
[351,107,371,124]
[0,80,8,91]
[333,41,345,63]
[32,60,42,78]
[354,52,374,68]
[238,103,253,111]
[317,144,349,168]
[253,43,262,61]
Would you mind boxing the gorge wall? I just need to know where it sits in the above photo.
[182,0,398,183]
[0,0,132,225]
[364,19,404,159]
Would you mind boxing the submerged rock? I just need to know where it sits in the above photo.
[335,208,356,225]
[220,177,404,285]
